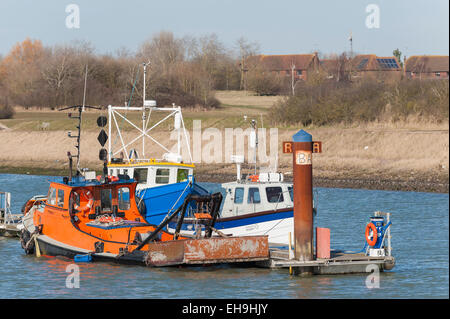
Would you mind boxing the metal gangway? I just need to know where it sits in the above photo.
[0,191,22,237]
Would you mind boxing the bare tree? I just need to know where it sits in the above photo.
[138,31,186,75]
[235,37,260,90]
[40,45,77,107]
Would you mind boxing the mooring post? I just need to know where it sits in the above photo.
[292,130,314,273]
[282,130,321,275]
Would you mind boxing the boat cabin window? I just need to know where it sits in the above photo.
[155,168,170,184]
[109,169,119,176]
[118,187,130,210]
[266,187,284,203]
[248,187,261,204]
[134,168,148,184]
[57,189,65,208]
[47,187,57,206]
[234,187,244,204]
[288,186,294,202]
[177,169,189,182]
[101,189,112,211]
[72,191,80,208]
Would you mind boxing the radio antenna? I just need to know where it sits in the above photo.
[59,65,100,175]
[82,64,88,112]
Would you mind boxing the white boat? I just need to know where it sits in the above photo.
[166,121,298,246]
[105,63,300,246]
[168,171,295,245]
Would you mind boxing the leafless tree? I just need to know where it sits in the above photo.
[236,37,260,90]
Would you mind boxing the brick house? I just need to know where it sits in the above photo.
[244,53,320,81]
[351,54,402,80]
[405,55,449,79]
[319,54,402,81]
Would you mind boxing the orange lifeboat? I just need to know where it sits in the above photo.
[19,176,181,263]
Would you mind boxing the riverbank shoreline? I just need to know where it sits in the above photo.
[1,99,448,194]
[1,164,448,193]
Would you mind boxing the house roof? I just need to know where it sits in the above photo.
[246,54,317,71]
[319,57,349,73]
[319,59,337,72]
[351,54,401,71]
[405,55,449,73]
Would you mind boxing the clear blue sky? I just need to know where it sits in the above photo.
[0,0,448,58]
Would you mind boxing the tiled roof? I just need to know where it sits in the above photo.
[405,55,449,73]
[319,59,338,72]
[246,54,317,71]
[351,55,401,71]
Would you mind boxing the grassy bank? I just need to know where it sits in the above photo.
[0,91,448,193]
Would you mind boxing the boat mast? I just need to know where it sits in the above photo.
[142,61,150,159]
[78,65,88,170]
[251,119,258,175]
[59,65,101,176]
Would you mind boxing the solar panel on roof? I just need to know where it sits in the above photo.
[376,58,399,69]
[358,58,368,69]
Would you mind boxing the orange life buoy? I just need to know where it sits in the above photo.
[73,189,94,212]
[194,213,212,220]
[365,223,378,246]
[249,175,259,182]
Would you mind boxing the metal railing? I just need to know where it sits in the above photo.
[374,211,392,257]
[0,192,13,225]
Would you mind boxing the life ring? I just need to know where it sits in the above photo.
[22,198,45,215]
[365,223,378,246]
[73,189,94,212]
[248,175,259,182]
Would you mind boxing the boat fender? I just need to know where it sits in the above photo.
[73,189,94,213]
[94,241,104,253]
[74,254,92,263]
[136,197,146,216]
[154,232,162,241]
[20,229,35,255]
[365,223,378,247]
[133,232,143,244]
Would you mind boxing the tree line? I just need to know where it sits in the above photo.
[0,32,260,117]
[1,34,448,125]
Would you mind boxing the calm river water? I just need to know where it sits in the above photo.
[0,174,448,299]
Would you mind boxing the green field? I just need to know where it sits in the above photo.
[1,91,282,132]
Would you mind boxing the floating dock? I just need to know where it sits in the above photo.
[272,130,395,276]
[259,249,395,275]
